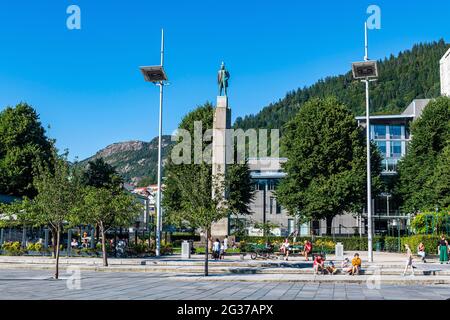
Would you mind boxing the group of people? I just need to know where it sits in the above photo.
[211,236,229,260]
[402,235,450,276]
[313,253,362,275]
[279,238,313,261]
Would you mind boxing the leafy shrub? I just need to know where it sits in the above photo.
[2,241,24,255]
[400,235,441,254]
[26,243,36,252]
[195,247,206,254]
[314,239,335,251]
[34,242,43,252]
[161,244,173,255]
[411,212,450,235]
[384,236,400,252]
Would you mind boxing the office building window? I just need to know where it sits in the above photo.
[276,202,282,214]
[376,141,386,156]
[390,141,402,158]
[389,125,402,139]
[373,125,386,139]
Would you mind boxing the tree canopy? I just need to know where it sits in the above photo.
[81,157,123,189]
[0,103,54,197]
[275,97,382,235]
[396,96,450,212]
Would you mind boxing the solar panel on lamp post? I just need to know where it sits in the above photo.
[139,29,168,257]
[352,22,378,263]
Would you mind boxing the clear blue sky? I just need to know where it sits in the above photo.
[0,0,448,161]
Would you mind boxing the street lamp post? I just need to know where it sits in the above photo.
[352,22,378,263]
[140,29,168,257]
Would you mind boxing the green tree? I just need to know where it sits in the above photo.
[163,103,254,275]
[81,158,123,189]
[432,145,450,210]
[0,103,54,197]
[29,150,82,279]
[168,163,227,276]
[77,187,141,266]
[397,97,450,212]
[276,97,382,235]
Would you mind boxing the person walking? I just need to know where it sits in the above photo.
[438,235,449,264]
[402,244,415,276]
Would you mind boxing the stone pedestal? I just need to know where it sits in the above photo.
[211,96,231,238]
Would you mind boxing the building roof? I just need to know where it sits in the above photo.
[355,114,414,121]
[356,99,431,121]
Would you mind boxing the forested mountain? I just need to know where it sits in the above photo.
[79,136,172,185]
[234,40,449,131]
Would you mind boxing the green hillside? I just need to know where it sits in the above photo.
[79,135,173,185]
[234,40,449,131]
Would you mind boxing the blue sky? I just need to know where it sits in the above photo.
[0,0,449,161]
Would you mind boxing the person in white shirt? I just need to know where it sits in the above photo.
[223,236,229,251]
[212,239,220,260]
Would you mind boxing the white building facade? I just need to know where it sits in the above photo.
[440,48,450,96]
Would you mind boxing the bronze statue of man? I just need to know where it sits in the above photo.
[217,62,230,96]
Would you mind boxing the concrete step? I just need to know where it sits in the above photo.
[1,263,450,276]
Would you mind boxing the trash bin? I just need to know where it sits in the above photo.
[335,242,344,260]
[181,240,191,259]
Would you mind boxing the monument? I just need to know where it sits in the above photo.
[211,62,231,238]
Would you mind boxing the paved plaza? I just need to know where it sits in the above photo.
[0,268,449,300]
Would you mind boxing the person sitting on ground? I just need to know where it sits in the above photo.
[303,240,312,261]
[417,242,426,263]
[265,240,273,252]
[326,260,338,275]
[341,257,352,274]
[403,244,415,277]
[280,238,290,261]
[70,238,78,248]
[351,253,362,275]
[313,254,325,275]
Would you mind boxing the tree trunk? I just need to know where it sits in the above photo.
[54,227,60,279]
[326,217,333,236]
[100,222,108,267]
[204,229,209,277]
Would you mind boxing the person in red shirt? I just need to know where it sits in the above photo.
[304,240,312,261]
[313,254,325,274]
